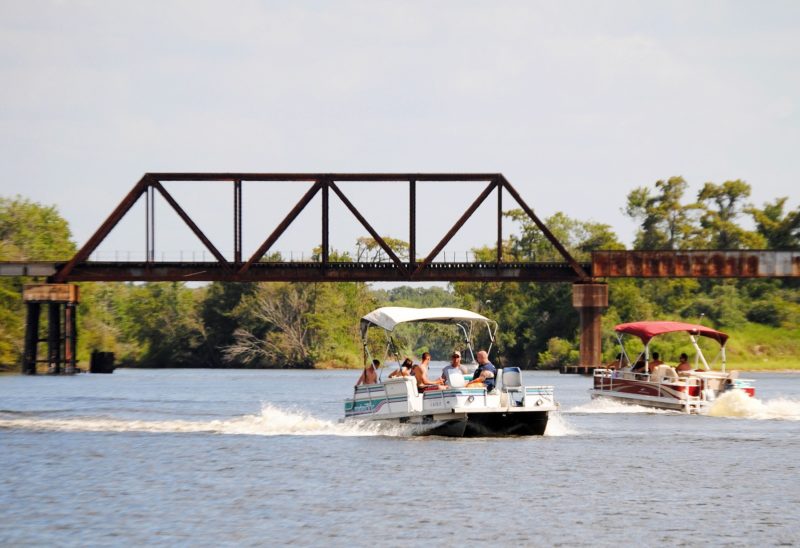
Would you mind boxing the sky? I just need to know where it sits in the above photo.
[1,0,799,266]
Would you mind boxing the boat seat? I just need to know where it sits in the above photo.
[651,364,678,383]
[501,366,524,406]
[446,368,466,388]
[502,367,522,390]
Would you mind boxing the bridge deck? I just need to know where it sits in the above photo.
[2,250,798,282]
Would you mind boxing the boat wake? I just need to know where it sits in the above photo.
[706,390,800,420]
[0,403,413,437]
[566,399,674,415]
[0,403,575,438]
[543,412,579,436]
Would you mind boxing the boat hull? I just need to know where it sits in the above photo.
[349,409,549,437]
[344,376,555,436]
[432,410,549,437]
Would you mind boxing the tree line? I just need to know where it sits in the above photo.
[0,177,798,371]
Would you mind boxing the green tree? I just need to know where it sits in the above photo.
[116,282,206,367]
[355,236,409,262]
[0,196,76,368]
[225,281,376,368]
[696,180,766,249]
[625,177,697,249]
[200,282,256,367]
[747,197,800,249]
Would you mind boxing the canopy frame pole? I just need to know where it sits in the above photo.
[689,335,710,370]
[455,322,476,364]
[617,333,631,368]
[486,321,497,358]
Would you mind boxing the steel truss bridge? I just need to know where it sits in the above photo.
[2,173,798,375]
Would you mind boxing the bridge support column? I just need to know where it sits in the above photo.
[22,284,79,375]
[22,302,40,374]
[572,283,608,368]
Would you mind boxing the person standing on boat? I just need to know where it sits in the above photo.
[440,351,467,382]
[414,352,444,391]
[356,359,380,386]
[472,350,497,392]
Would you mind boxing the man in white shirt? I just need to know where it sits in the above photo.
[440,351,467,383]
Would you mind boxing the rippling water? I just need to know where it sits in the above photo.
[1,368,799,546]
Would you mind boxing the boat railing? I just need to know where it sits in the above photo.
[594,367,704,388]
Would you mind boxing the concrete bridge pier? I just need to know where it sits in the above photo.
[570,283,608,374]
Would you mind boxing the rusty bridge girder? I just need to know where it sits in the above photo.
[49,261,589,283]
[592,250,800,278]
[49,173,591,284]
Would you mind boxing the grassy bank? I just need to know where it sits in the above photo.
[724,324,800,370]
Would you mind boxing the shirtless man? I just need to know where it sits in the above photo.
[676,353,692,374]
[647,352,664,373]
[413,352,444,391]
[355,359,379,386]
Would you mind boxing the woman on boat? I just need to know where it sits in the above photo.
[388,357,413,378]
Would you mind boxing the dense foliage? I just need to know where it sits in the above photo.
[0,197,76,367]
[0,178,798,370]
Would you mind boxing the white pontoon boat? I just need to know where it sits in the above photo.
[589,321,755,413]
[343,307,558,436]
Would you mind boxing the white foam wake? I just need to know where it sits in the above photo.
[0,403,409,437]
[543,412,579,436]
[566,398,674,415]
[706,390,800,420]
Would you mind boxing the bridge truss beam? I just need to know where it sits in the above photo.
[52,173,591,284]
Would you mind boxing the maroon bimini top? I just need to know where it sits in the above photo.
[614,321,729,346]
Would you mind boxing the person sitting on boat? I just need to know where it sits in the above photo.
[440,351,467,382]
[676,353,692,374]
[647,352,664,373]
[605,353,626,370]
[466,368,495,388]
[413,352,444,391]
[355,359,380,386]
[470,350,497,391]
[388,357,413,378]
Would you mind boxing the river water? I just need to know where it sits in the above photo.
[1,367,799,546]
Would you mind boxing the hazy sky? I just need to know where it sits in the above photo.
[1,1,798,263]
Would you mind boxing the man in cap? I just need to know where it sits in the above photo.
[440,351,467,383]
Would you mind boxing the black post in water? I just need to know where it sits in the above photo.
[47,303,61,374]
[22,302,40,375]
[65,303,77,374]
